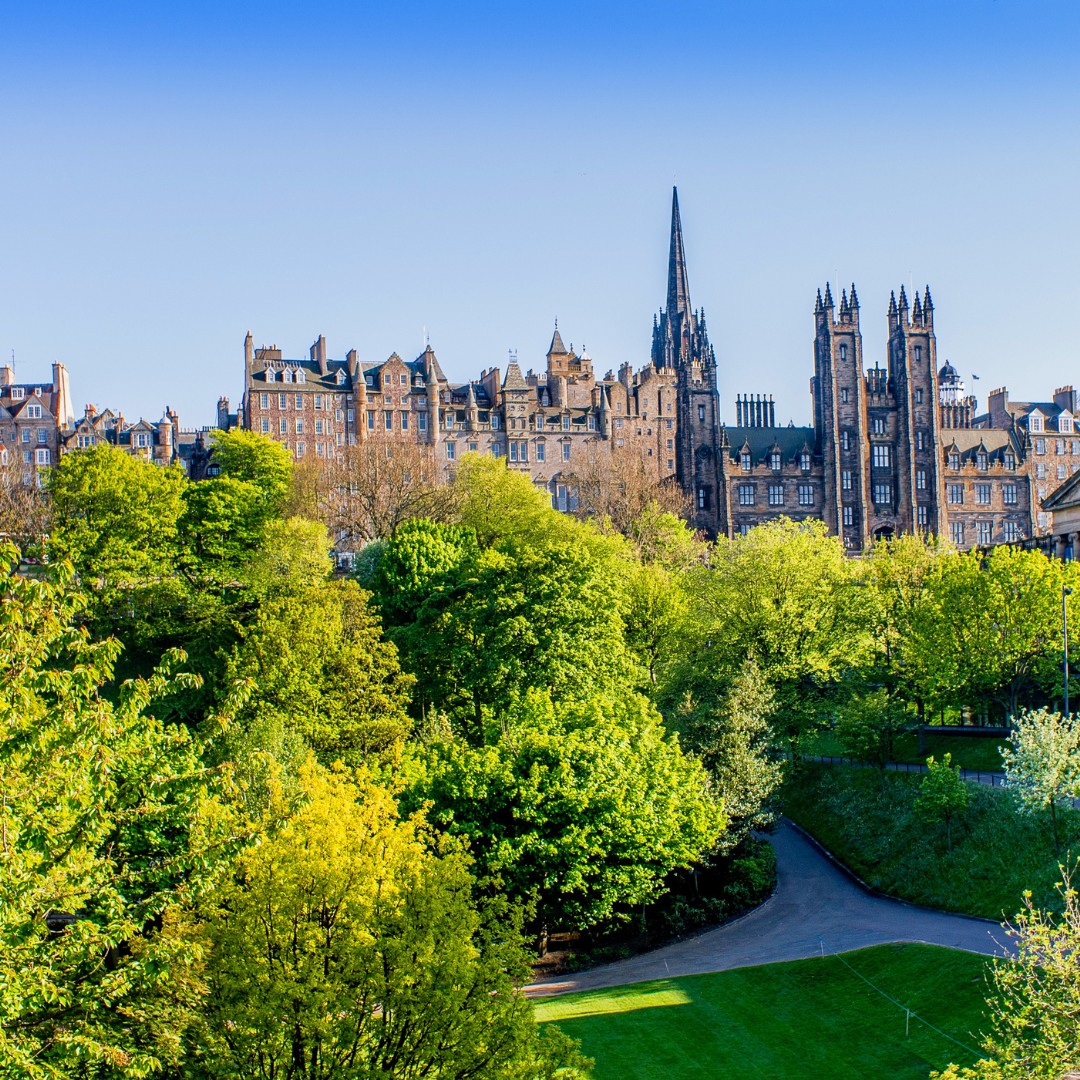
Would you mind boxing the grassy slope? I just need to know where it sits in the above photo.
[783,764,1080,920]
[535,944,990,1080]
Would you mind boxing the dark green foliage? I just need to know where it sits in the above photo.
[783,764,1080,919]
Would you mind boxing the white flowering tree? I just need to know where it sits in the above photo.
[1001,708,1080,854]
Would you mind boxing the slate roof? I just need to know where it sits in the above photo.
[725,426,816,463]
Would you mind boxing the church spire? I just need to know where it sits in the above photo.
[667,186,692,320]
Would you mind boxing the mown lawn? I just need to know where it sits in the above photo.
[784,763,1080,919]
[534,944,991,1080]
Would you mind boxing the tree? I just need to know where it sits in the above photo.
[834,688,911,791]
[245,515,332,596]
[914,753,972,852]
[196,764,590,1080]
[209,428,292,516]
[1001,708,1080,854]
[401,689,724,937]
[0,456,50,547]
[932,871,1080,1080]
[678,656,782,852]
[0,543,237,1079]
[220,581,414,789]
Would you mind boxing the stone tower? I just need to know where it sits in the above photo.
[652,187,723,534]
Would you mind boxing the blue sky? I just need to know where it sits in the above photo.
[1,1,1079,426]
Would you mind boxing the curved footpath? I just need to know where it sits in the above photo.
[527,820,1012,999]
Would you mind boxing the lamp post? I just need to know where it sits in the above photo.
[1064,586,1073,717]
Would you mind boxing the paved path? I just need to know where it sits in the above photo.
[527,820,1012,998]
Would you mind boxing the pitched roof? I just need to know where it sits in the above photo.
[726,426,815,461]
[547,327,567,356]
[1042,468,1080,511]
[502,361,528,391]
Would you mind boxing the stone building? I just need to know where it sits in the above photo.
[0,362,74,471]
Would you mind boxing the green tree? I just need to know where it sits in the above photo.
[834,688,911,791]
[245,514,332,596]
[196,764,590,1080]
[932,870,1080,1080]
[401,689,724,936]
[1002,708,1080,854]
[208,427,292,516]
[220,581,413,791]
[678,656,782,852]
[178,475,267,593]
[914,753,972,852]
[0,544,237,1079]
[377,523,633,742]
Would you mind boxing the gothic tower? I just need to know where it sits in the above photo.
[653,187,723,534]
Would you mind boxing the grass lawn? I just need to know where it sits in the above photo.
[801,730,1006,772]
[784,764,1080,919]
[534,944,991,1080]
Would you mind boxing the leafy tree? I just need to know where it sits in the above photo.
[834,688,911,791]
[678,656,782,852]
[208,427,292,516]
[196,764,590,1080]
[914,753,972,852]
[401,689,724,936]
[178,475,267,593]
[932,870,1080,1080]
[1002,708,1080,854]
[663,519,871,752]
[377,522,633,742]
[0,544,237,1079]
[220,581,414,787]
[245,514,332,596]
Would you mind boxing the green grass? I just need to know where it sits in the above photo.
[784,764,1080,920]
[535,943,991,1079]
[800,730,1006,772]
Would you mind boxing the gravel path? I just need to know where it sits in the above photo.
[527,820,1012,998]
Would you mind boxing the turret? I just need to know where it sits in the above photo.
[465,382,478,432]
[598,384,611,438]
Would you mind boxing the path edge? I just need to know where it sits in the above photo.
[782,816,1003,927]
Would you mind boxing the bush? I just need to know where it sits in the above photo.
[784,764,1080,920]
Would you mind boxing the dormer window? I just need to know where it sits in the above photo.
[298,370,306,383]
[282,370,292,383]
[800,452,811,471]
[365,375,373,386]
[770,452,781,470]
[336,370,346,385]
[948,451,960,470]
[266,369,276,382]
[740,452,751,472]
[1062,415,1073,433]
[10,388,23,400]
[1031,415,1043,432]
[977,452,987,471]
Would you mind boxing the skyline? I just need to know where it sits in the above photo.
[2,1,1079,426]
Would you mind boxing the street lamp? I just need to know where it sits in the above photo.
[1065,586,1073,717]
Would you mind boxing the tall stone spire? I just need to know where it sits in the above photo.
[667,186,692,322]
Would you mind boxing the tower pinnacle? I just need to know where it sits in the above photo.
[667,186,692,321]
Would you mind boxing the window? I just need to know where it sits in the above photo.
[446,442,456,460]
[948,483,964,504]
[951,521,965,546]
[768,484,784,506]
[871,444,891,468]
[915,346,922,363]
[1059,463,1068,480]
[260,417,269,433]
[616,418,623,429]
[668,459,674,470]
[840,345,847,361]
[873,483,892,506]
[1003,483,1017,505]
[915,388,923,404]
[800,452,811,471]
[948,452,960,470]
[976,483,991,505]
[1062,417,1073,433]
[1058,440,1066,455]
[841,388,849,404]
[741,452,751,472]
[588,415,597,431]
[667,439,674,450]
[265,369,275,382]
[347,408,354,422]
[37,428,47,445]
[77,435,92,448]
[562,442,571,462]
[977,521,991,546]
[697,488,707,509]
[296,419,304,434]
[384,411,393,431]
[297,371,306,383]
[798,484,814,506]
[296,443,305,456]
[314,394,323,410]
[20,431,29,444]
[279,418,288,434]
[770,452,781,470]
[916,469,926,490]
[842,505,853,526]
[36,448,49,465]
[337,432,345,446]
[366,411,375,430]
[1005,453,1016,470]
[365,375,373,386]
[295,394,303,408]
[842,470,852,490]
[314,419,324,435]
[468,442,478,452]
[276,393,285,410]
[401,412,409,431]
[1003,521,1020,542]
[536,442,545,462]
[739,524,751,535]
[1037,464,1047,479]
[841,431,850,451]
[418,414,427,432]
[562,415,570,430]
[1036,438,1046,454]
[282,370,292,383]
[22,450,30,463]
[666,419,673,429]
[872,417,885,435]
[26,405,42,419]
[400,374,407,386]
[916,505,928,527]
[260,393,269,409]
[509,441,519,462]
[977,452,987,471]
[136,433,148,448]
[917,430,925,451]
[336,408,343,422]
[1031,416,1043,432]
[10,388,23,400]
[738,484,754,506]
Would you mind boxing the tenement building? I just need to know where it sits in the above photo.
[238,188,1058,551]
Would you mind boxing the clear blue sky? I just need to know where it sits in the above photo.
[1,1,1078,427]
